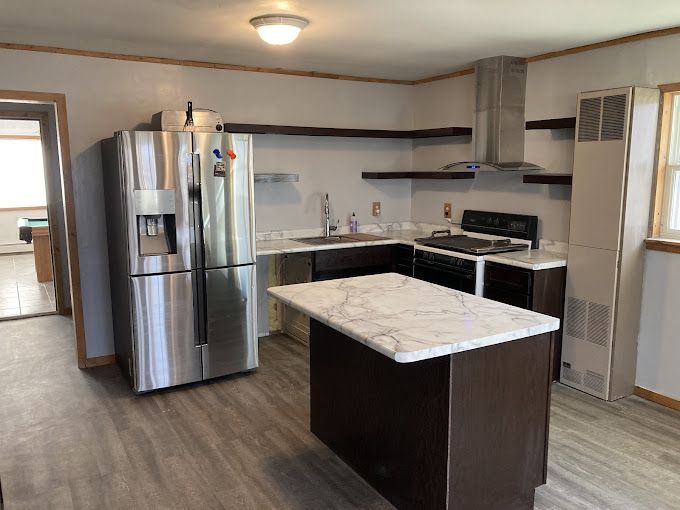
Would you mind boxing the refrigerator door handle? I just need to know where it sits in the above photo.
[189,152,204,269]
[191,269,207,346]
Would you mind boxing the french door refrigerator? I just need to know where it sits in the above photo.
[102,130,257,393]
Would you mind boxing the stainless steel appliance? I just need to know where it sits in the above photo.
[101,127,257,393]
[561,87,659,401]
[438,56,543,172]
[413,210,537,295]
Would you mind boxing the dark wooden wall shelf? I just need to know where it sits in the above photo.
[525,117,576,130]
[523,174,573,185]
[362,171,475,180]
[225,117,574,139]
[224,123,471,139]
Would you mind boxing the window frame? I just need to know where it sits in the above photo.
[651,83,680,243]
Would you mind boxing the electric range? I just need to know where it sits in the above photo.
[412,210,538,295]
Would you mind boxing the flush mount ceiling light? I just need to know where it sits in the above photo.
[249,14,309,45]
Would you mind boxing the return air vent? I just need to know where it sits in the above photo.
[565,297,587,340]
[562,366,583,386]
[584,370,606,394]
[586,302,611,347]
[565,297,612,348]
[601,94,627,141]
[577,97,602,142]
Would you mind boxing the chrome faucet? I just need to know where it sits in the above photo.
[324,193,339,237]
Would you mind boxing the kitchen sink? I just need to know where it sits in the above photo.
[293,236,355,245]
[293,233,389,246]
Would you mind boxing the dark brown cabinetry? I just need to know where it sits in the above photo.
[484,262,566,380]
[391,244,414,276]
[312,245,393,281]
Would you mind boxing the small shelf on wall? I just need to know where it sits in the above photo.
[525,117,576,130]
[522,173,573,185]
[254,173,299,183]
[225,123,472,139]
[362,171,475,180]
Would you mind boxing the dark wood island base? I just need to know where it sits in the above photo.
[310,319,553,510]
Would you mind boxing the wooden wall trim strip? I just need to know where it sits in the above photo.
[415,25,680,85]
[0,42,415,86]
[645,238,680,254]
[2,25,679,86]
[0,134,41,140]
[84,354,117,368]
[634,386,680,412]
[527,26,680,64]
[0,205,47,211]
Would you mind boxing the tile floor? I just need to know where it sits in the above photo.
[0,253,55,319]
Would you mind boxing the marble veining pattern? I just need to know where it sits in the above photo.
[267,273,560,363]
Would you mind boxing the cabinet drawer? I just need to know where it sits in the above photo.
[483,286,532,310]
[484,262,533,295]
[313,246,392,274]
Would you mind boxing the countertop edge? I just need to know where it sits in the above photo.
[268,285,560,363]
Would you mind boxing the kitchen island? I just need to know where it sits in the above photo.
[268,273,560,510]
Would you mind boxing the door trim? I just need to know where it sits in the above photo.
[0,90,88,368]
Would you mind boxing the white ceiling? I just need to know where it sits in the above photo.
[1,0,680,80]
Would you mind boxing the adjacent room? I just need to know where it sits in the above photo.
[0,2,679,509]
[0,118,56,319]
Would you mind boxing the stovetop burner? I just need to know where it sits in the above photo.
[415,230,529,255]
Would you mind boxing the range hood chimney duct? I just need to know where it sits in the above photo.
[440,56,542,172]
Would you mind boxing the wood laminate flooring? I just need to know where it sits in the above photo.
[0,316,678,510]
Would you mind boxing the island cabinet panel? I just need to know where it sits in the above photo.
[309,319,552,510]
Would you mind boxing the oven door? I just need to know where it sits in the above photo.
[413,258,476,294]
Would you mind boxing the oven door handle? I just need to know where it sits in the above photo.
[413,259,475,279]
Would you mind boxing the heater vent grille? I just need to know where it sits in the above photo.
[562,366,583,386]
[586,302,611,347]
[578,97,602,142]
[566,297,587,340]
[601,94,627,141]
[584,370,606,394]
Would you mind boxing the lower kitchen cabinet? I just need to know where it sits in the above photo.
[484,262,566,380]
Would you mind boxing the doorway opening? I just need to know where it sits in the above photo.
[0,118,57,318]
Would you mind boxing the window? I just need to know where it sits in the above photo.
[0,120,47,209]
[659,92,680,238]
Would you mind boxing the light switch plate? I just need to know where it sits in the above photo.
[372,201,381,217]
[444,202,452,219]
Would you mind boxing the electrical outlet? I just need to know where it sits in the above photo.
[372,201,381,217]
[444,202,452,219]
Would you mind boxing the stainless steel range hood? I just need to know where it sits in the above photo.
[440,56,542,172]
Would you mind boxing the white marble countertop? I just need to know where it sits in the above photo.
[484,250,567,270]
[267,273,560,363]
[256,229,428,256]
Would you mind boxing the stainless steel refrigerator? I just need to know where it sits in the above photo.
[101,129,257,392]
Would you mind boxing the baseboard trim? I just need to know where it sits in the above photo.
[634,386,680,411]
[84,354,116,368]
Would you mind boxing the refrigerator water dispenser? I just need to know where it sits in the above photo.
[133,189,177,256]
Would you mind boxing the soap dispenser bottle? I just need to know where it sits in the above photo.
[350,212,358,233]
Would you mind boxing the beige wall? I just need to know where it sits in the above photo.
[0,48,414,357]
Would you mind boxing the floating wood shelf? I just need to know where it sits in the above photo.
[525,117,576,130]
[254,173,299,183]
[225,123,471,139]
[225,117,574,140]
[362,171,475,180]
[523,173,573,185]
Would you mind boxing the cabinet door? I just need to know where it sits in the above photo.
[130,272,202,392]
[202,265,258,379]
